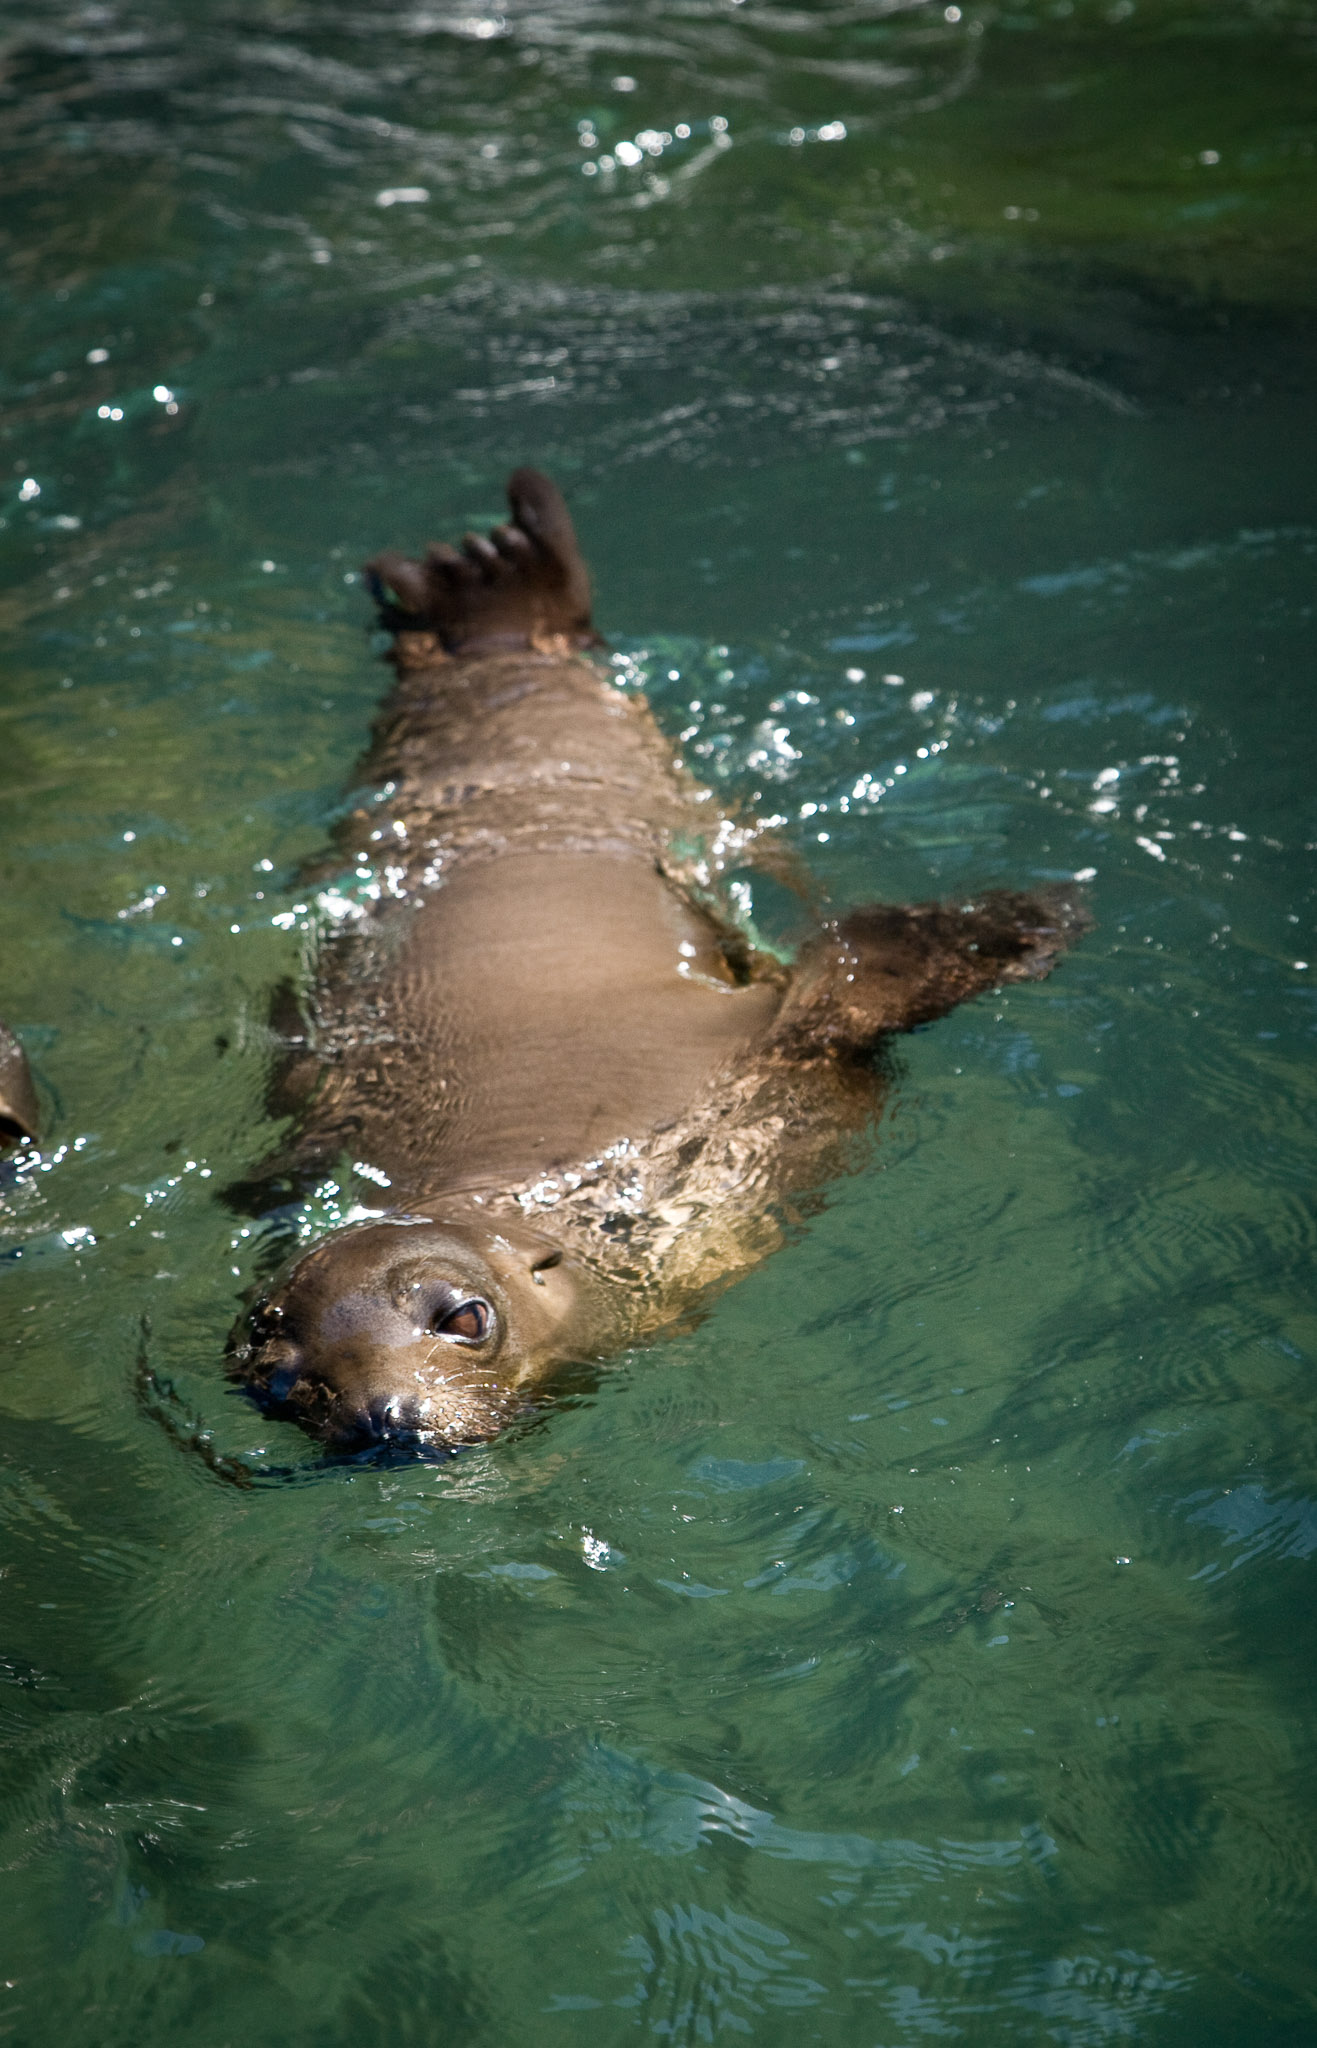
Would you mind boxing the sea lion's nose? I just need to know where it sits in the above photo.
[362,1390,427,1441]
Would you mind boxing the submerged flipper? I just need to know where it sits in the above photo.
[0,1020,38,1147]
[772,888,1090,1063]
[364,468,602,662]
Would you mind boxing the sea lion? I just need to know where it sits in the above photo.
[231,470,1085,1451]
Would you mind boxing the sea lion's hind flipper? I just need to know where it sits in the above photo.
[0,1021,38,1147]
[364,549,429,630]
[364,467,602,661]
[773,887,1090,1061]
[503,466,593,625]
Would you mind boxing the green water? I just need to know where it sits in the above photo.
[1,0,1315,2039]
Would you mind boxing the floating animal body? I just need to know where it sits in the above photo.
[233,471,1084,1449]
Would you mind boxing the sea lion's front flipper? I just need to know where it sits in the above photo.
[0,1020,38,1147]
[364,467,602,661]
[772,887,1090,1062]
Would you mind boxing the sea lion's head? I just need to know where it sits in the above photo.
[233,1216,611,1451]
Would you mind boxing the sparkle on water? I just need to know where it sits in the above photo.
[0,0,1314,2042]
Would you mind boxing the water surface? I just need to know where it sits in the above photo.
[1,1,1315,2041]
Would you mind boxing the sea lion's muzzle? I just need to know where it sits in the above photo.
[239,1288,510,1449]
[241,1329,515,1450]
[250,1370,502,1453]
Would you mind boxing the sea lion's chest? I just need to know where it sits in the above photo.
[316,848,781,1199]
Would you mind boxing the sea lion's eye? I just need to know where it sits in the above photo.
[435,1297,492,1343]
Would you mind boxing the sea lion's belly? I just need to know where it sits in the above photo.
[323,851,781,1201]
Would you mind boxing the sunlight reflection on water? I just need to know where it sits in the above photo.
[1,0,1315,2041]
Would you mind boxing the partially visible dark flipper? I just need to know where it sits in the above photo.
[218,980,333,1215]
[0,1020,38,1147]
[363,467,601,661]
[772,887,1091,1062]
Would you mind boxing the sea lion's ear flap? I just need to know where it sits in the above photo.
[0,1021,38,1146]
[772,887,1091,1062]
[480,1220,567,1272]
